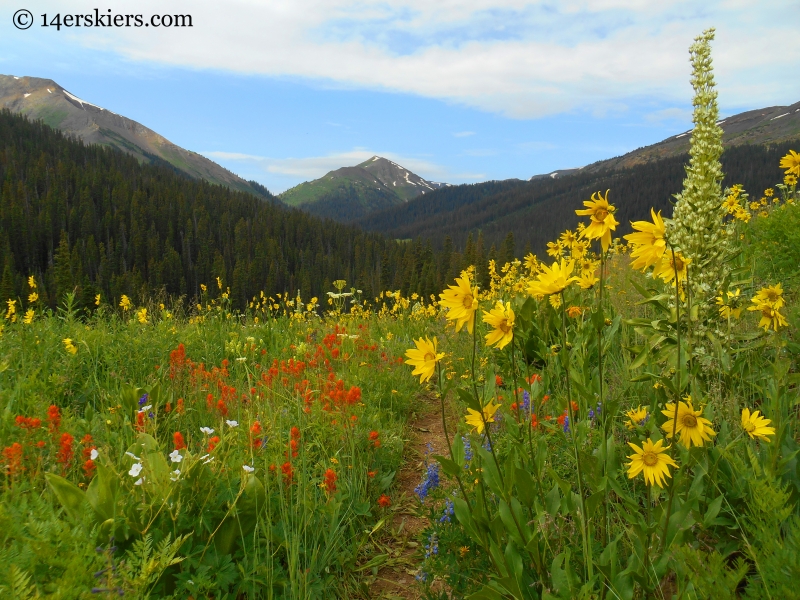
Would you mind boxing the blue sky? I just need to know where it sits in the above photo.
[2,0,798,193]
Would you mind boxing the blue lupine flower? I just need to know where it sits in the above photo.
[521,391,530,413]
[138,393,149,406]
[415,571,428,583]
[563,415,570,433]
[414,461,440,502]
[462,436,472,463]
[588,409,595,419]
[424,533,439,558]
[439,498,454,523]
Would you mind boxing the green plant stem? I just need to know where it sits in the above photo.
[437,360,470,502]
[598,248,609,550]
[661,246,683,554]
[560,293,593,583]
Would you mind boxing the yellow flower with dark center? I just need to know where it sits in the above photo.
[28,292,38,303]
[626,438,677,488]
[119,295,132,311]
[786,174,798,186]
[734,207,751,222]
[716,289,742,319]
[465,400,500,434]
[560,230,577,246]
[137,307,148,324]
[661,397,716,448]
[624,406,649,429]
[570,240,588,260]
[404,336,445,383]
[23,309,34,325]
[524,253,539,273]
[623,209,666,271]
[747,303,788,332]
[527,259,578,297]
[779,149,800,177]
[439,276,479,334]
[741,408,775,442]
[576,190,619,252]
[577,270,599,290]
[483,301,515,349]
[546,241,563,258]
[28,276,36,289]
[653,251,690,285]
[764,188,774,198]
[721,195,740,213]
[751,283,784,309]
[580,258,599,275]
[63,338,78,355]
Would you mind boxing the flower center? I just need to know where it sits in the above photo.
[681,414,698,428]
[743,421,755,433]
[499,322,511,334]
[643,451,659,467]
[462,295,474,309]
[594,208,608,221]
[424,352,436,362]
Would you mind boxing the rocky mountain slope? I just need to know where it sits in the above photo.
[0,74,268,197]
[279,156,447,220]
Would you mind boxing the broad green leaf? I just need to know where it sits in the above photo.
[45,473,87,522]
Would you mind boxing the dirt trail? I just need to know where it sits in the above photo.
[367,398,450,599]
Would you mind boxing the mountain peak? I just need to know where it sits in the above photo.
[279,156,448,221]
[0,74,269,198]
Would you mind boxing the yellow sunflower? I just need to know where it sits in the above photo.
[751,283,784,309]
[546,241,563,258]
[465,400,501,434]
[780,149,800,177]
[626,438,678,488]
[741,408,775,442]
[526,259,578,297]
[576,190,619,253]
[624,406,649,429]
[439,275,479,334]
[577,270,599,290]
[623,209,666,271]
[747,303,788,332]
[653,251,690,285]
[404,337,445,383]
[661,397,716,448]
[482,301,515,350]
[524,253,539,273]
[716,288,742,320]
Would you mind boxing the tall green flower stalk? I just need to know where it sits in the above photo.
[668,28,730,322]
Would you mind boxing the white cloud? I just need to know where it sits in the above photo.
[453,131,476,137]
[644,107,693,123]
[38,0,800,119]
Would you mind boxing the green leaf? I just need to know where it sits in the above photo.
[433,455,462,478]
[545,484,561,517]
[703,495,723,528]
[458,387,482,412]
[514,467,537,508]
[452,433,466,468]
[45,473,87,522]
[477,446,504,496]
[453,497,482,544]
[85,462,119,523]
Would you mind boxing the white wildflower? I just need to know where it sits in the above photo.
[169,450,183,463]
[128,462,143,477]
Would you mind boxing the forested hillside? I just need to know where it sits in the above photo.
[359,142,796,254]
[0,110,461,308]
